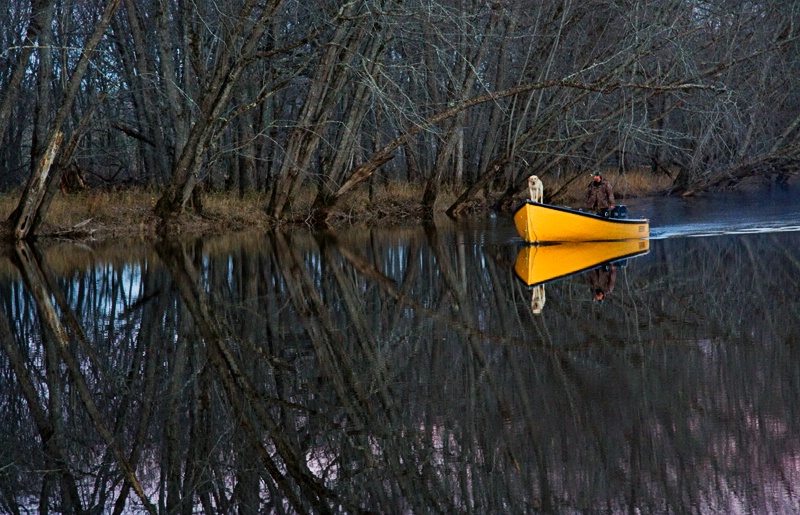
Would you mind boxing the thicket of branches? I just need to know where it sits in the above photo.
[1,0,799,237]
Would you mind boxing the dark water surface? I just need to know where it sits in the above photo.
[2,186,800,513]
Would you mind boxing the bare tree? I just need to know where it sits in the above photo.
[7,0,122,240]
[266,1,374,219]
[153,0,288,223]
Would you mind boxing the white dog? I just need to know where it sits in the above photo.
[530,284,546,315]
[527,175,543,203]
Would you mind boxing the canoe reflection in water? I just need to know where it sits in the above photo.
[514,239,650,312]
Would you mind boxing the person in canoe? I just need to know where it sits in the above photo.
[585,169,615,216]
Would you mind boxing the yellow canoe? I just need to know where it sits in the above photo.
[513,201,649,243]
[514,239,650,286]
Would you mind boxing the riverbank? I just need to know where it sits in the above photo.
[0,171,677,242]
[0,182,443,241]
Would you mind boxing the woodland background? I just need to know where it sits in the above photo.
[2,0,800,238]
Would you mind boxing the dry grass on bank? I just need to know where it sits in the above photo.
[0,169,669,241]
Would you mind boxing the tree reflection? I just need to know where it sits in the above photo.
[4,242,155,514]
[0,230,800,512]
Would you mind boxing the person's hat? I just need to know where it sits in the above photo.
[591,169,601,177]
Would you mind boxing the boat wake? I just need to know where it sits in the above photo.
[650,222,800,239]
[633,185,800,240]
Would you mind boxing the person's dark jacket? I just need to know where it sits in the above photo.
[585,178,615,211]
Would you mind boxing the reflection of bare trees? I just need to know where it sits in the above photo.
[5,242,155,513]
[156,239,340,513]
[1,230,800,511]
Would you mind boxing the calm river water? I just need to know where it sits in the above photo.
[2,185,800,513]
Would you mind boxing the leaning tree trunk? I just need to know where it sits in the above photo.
[30,100,102,235]
[309,81,587,226]
[267,9,366,219]
[12,133,63,239]
[154,0,285,223]
[9,0,122,240]
[310,27,385,210]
